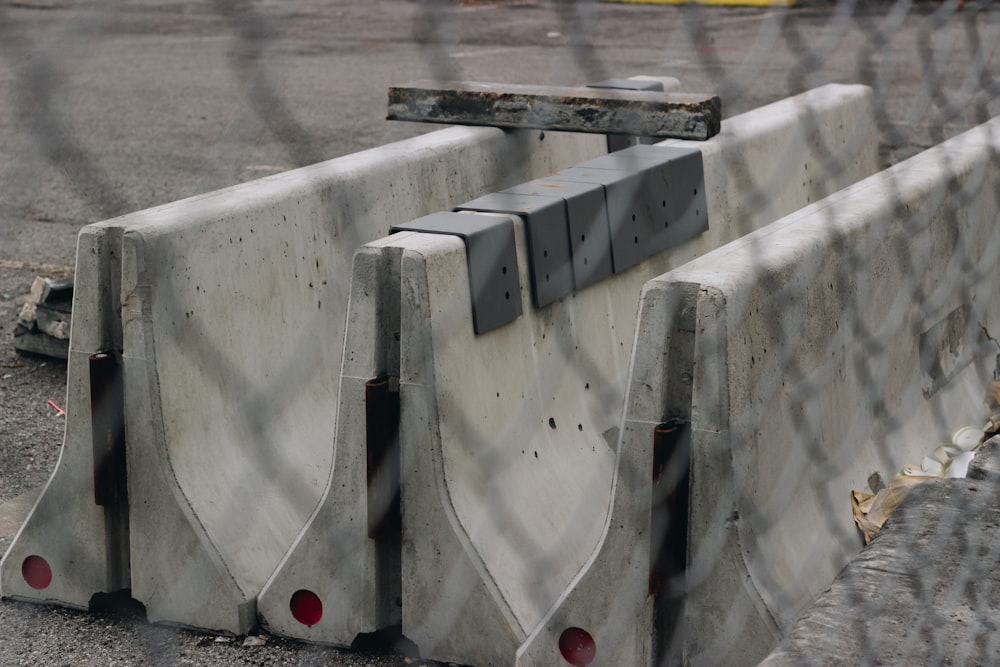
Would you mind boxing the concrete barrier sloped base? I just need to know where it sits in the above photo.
[393,84,878,666]
[0,226,128,612]
[542,116,1000,667]
[0,126,605,634]
[256,235,413,644]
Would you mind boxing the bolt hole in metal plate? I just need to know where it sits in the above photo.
[455,192,573,308]
[552,145,708,273]
[391,212,523,334]
[501,178,613,291]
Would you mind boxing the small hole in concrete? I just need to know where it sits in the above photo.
[505,291,510,300]
[502,266,507,275]
[543,249,548,258]
[581,233,586,242]
[548,417,557,429]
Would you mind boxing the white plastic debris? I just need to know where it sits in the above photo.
[856,424,986,543]
[952,426,982,451]
[920,456,945,476]
[946,451,976,478]
[906,426,984,479]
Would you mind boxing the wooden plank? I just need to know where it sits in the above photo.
[387,81,721,141]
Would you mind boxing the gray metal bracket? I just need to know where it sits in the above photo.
[587,78,664,152]
[502,178,613,291]
[552,145,708,273]
[390,212,522,335]
[456,192,573,308]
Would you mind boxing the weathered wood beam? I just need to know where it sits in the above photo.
[387,81,721,141]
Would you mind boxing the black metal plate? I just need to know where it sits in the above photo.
[556,146,708,273]
[456,192,573,308]
[502,179,613,291]
[391,212,522,335]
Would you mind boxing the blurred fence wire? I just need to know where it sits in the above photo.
[3,1,1000,666]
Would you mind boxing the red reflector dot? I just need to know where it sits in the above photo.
[289,589,322,627]
[22,555,52,590]
[559,627,596,666]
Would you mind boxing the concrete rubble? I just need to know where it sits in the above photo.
[13,276,73,360]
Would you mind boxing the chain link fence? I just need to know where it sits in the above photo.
[2,1,1000,665]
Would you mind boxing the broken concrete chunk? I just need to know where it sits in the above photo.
[17,301,37,327]
[12,275,74,360]
[40,276,73,305]
[35,305,70,340]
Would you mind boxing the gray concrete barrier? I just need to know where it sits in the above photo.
[0,125,605,633]
[365,84,875,666]
[256,84,877,654]
[256,233,413,643]
[530,115,1000,667]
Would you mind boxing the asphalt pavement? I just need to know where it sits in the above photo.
[2,0,999,664]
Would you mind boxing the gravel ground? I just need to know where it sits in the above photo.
[2,0,999,665]
[0,272,67,505]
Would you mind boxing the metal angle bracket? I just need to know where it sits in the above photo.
[456,192,573,308]
[502,178,613,291]
[553,145,708,273]
[391,212,523,335]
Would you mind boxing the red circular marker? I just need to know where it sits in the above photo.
[559,627,596,666]
[22,555,52,590]
[289,589,323,627]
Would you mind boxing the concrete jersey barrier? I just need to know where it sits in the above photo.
[256,83,878,654]
[568,116,1000,666]
[0,125,605,633]
[366,84,876,666]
